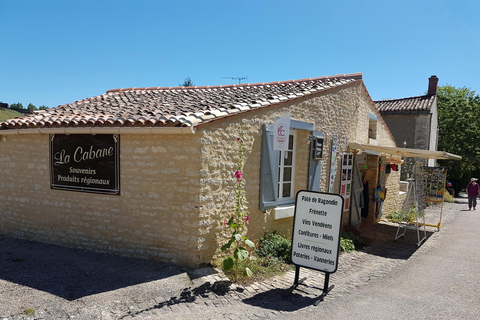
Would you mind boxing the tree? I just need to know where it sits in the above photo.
[179,77,194,87]
[437,85,480,192]
[27,103,37,111]
[38,105,49,110]
[9,102,24,110]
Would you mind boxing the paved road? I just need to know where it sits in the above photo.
[1,201,477,319]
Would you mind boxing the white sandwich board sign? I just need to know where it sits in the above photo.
[291,190,344,273]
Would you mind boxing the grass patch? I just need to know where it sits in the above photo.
[221,256,294,286]
[24,308,35,315]
[0,108,23,121]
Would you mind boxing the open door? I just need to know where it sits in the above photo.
[350,154,366,226]
[376,156,387,218]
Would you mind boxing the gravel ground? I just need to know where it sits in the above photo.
[0,200,465,320]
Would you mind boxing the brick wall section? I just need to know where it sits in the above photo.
[0,81,399,267]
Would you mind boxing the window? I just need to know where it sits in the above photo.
[368,119,377,140]
[277,131,296,200]
[368,113,378,143]
[259,120,320,211]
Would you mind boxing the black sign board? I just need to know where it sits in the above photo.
[50,134,120,195]
[314,138,324,160]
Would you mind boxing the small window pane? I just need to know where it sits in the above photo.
[288,135,294,149]
[284,151,293,165]
[283,167,292,181]
[282,183,291,197]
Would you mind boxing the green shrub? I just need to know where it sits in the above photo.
[443,191,454,203]
[385,210,410,223]
[340,231,364,252]
[256,231,292,263]
[340,237,356,252]
[385,207,424,223]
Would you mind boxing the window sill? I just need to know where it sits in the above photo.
[274,205,295,220]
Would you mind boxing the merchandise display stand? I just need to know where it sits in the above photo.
[395,164,447,245]
[423,167,447,230]
[395,176,427,246]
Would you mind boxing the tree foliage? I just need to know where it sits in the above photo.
[9,102,24,110]
[7,102,48,111]
[437,85,480,190]
[179,77,194,87]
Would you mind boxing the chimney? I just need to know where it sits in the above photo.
[428,75,439,95]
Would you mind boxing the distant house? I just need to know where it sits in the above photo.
[375,76,439,167]
[0,73,404,267]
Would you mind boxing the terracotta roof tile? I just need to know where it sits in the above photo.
[1,73,363,130]
[375,94,436,114]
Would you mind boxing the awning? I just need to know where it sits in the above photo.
[349,142,462,160]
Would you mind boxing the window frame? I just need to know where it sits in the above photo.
[277,130,297,203]
[259,119,319,211]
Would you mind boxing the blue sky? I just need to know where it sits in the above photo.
[1,0,479,108]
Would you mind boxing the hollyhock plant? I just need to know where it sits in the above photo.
[235,170,242,182]
[221,134,254,280]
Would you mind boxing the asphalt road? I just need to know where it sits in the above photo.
[280,202,480,320]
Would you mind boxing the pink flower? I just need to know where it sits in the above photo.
[235,170,242,181]
[245,215,250,222]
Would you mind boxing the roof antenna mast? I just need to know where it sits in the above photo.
[222,76,247,84]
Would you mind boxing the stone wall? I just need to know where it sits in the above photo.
[0,134,204,267]
[196,82,399,261]
[382,114,417,148]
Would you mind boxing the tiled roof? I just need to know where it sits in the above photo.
[1,73,362,130]
[375,94,436,115]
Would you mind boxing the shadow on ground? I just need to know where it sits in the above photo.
[0,236,193,300]
[242,288,320,311]
[356,222,436,259]
[124,282,316,317]
[120,280,236,318]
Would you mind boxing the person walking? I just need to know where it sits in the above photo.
[466,177,480,210]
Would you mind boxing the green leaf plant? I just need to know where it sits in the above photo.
[221,135,255,280]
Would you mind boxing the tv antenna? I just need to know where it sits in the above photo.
[222,76,247,84]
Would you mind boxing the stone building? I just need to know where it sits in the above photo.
[0,73,403,267]
[375,76,439,167]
